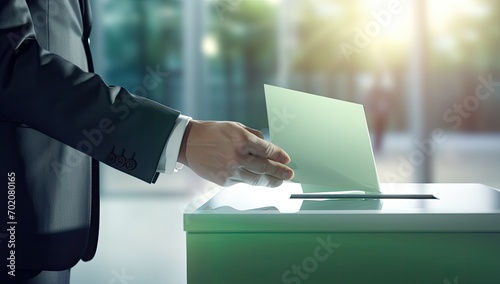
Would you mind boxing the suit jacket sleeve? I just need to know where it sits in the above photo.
[0,0,180,183]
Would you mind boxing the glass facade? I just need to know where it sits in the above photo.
[90,0,500,189]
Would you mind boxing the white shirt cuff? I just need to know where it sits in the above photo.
[156,115,191,174]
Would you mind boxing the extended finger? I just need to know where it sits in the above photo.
[241,156,294,180]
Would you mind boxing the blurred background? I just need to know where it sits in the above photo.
[72,0,500,283]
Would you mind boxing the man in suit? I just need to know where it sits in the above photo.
[0,1,294,283]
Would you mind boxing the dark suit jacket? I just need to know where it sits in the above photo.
[0,0,179,271]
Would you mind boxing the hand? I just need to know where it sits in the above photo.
[178,120,294,187]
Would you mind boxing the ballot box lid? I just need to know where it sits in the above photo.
[183,183,500,233]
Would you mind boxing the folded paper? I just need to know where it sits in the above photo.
[264,85,380,193]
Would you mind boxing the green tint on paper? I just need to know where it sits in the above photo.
[264,85,380,193]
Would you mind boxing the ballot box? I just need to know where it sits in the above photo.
[184,183,500,284]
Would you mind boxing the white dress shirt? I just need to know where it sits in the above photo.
[156,114,191,173]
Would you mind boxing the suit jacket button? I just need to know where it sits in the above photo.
[115,156,126,167]
[126,159,137,170]
[106,153,116,164]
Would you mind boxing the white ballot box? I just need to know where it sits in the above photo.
[184,183,500,284]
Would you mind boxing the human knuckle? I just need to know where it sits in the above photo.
[274,149,284,161]
[264,142,274,156]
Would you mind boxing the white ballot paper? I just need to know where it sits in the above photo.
[264,85,380,193]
